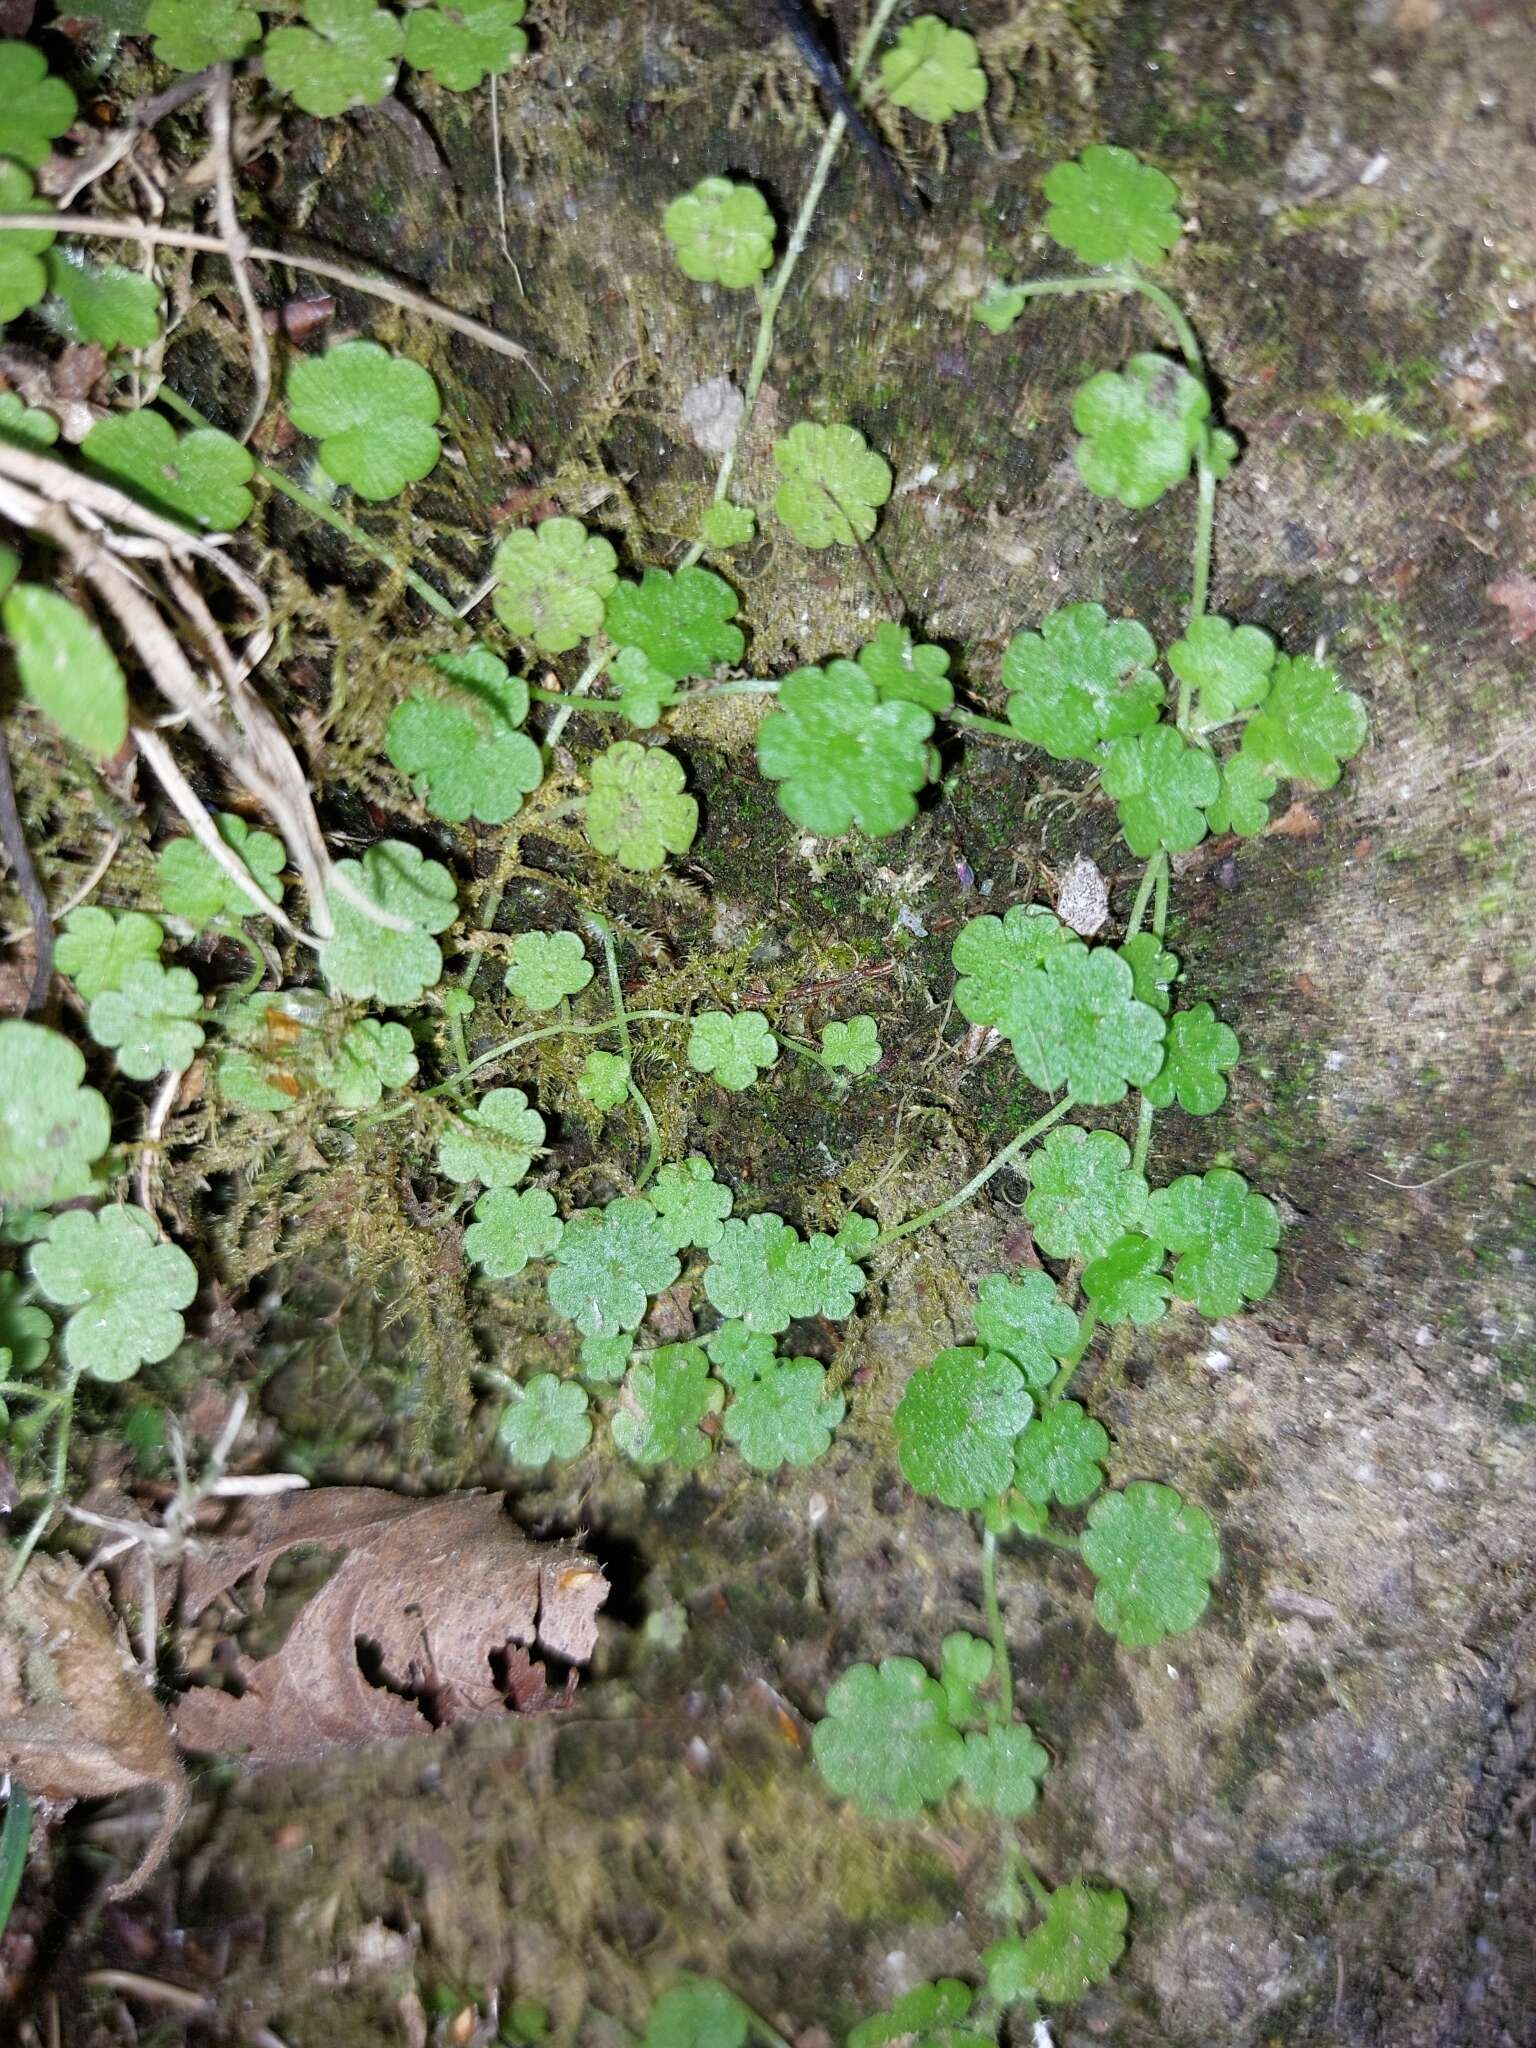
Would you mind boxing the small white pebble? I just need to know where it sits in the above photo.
[1360,152,1391,186]
[807,1492,829,1528]
[1416,1325,1434,1347]
[1326,1050,1346,1071]
[1166,1665,1179,1681]
[1205,1348,1233,1373]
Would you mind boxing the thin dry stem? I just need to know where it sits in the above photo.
[207,66,272,443]
[0,212,542,378]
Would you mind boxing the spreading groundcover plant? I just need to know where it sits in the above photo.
[0,7,1369,2036]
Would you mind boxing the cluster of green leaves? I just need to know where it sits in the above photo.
[493,1187,856,1474]
[814,1631,1048,1822]
[484,1160,858,1477]
[1001,601,1366,849]
[139,0,527,113]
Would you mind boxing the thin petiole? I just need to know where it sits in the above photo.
[1123,850,1165,943]
[1046,1304,1100,1405]
[876,1097,1073,1249]
[981,1521,1014,1722]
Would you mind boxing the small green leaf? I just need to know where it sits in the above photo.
[503,929,593,1011]
[834,1212,880,1257]
[1240,652,1368,790]
[1002,944,1167,1105]
[403,0,525,90]
[610,1340,722,1468]
[547,1196,680,1337]
[951,904,1073,1036]
[1166,614,1276,727]
[576,1049,631,1112]
[663,176,776,289]
[878,15,986,122]
[30,1204,197,1382]
[497,1373,590,1467]
[264,0,402,114]
[893,1345,1034,1509]
[437,1087,544,1188]
[1043,144,1180,267]
[0,164,56,326]
[579,1332,632,1382]
[1117,932,1178,1015]
[0,1022,111,1210]
[848,1980,989,2048]
[974,1271,1078,1389]
[1082,1233,1171,1327]
[757,661,934,838]
[819,1015,882,1075]
[1143,1001,1240,1115]
[492,516,618,654]
[1205,426,1241,478]
[603,563,744,681]
[959,1724,1050,1818]
[45,250,161,349]
[87,958,204,1079]
[0,41,77,169]
[1073,353,1211,509]
[464,1186,563,1278]
[772,422,892,549]
[286,341,439,502]
[0,391,58,450]
[55,907,165,1000]
[157,815,284,930]
[703,1212,863,1334]
[641,1981,748,2048]
[725,1356,844,1471]
[1145,1166,1279,1316]
[1204,751,1275,837]
[982,1882,1129,2004]
[83,409,254,531]
[1013,1400,1109,1507]
[699,499,755,549]
[584,741,698,871]
[1081,1482,1221,1644]
[0,1272,51,1376]
[938,1631,993,1725]
[318,840,457,1007]
[1101,725,1221,857]
[704,1319,776,1387]
[607,645,679,728]
[3,585,128,757]
[813,1657,965,1819]
[686,1010,778,1092]
[386,649,540,824]
[1024,1125,1148,1262]
[856,622,954,714]
[650,1155,733,1251]
[974,280,1026,334]
[1002,603,1162,762]
[146,0,260,70]
[319,1017,417,1109]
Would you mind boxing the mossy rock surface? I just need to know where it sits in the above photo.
[18,2,1536,2044]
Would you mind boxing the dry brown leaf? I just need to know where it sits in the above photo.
[1267,800,1323,839]
[0,1552,186,1898]
[173,1488,608,1765]
[1486,572,1536,644]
